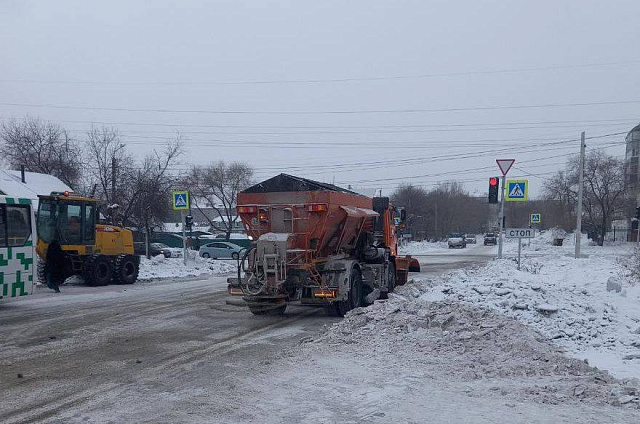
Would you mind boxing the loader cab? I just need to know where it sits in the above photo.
[37,192,97,256]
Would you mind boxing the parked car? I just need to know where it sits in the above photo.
[484,233,497,246]
[465,234,477,244]
[134,242,173,258]
[199,241,243,259]
[205,233,252,249]
[447,233,467,249]
[151,232,184,248]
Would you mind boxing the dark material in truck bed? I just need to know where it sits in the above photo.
[242,173,358,194]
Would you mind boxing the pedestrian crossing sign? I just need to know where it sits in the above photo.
[505,180,528,202]
[172,190,190,210]
[530,213,541,224]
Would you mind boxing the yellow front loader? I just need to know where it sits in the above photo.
[36,192,139,286]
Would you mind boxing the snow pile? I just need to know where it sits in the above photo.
[401,240,448,255]
[138,255,236,280]
[311,297,640,407]
[415,250,640,380]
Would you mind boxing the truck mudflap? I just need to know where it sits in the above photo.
[394,256,421,285]
[227,277,244,296]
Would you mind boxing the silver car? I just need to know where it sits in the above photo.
[199,241,243,259]
[447,233,467,249]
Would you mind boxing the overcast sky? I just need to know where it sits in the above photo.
[1,0,640,197]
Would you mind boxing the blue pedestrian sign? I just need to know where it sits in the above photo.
[172,190,190,210]
[505,179,528,202]
[530,213,541,224]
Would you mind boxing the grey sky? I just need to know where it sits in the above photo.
[1,0,639,196]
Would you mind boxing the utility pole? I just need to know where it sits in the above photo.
[497,175,506,258]
[575,131,586,259]
[145,206,151,259]
[434,202,438,240]
[111,157,117,204]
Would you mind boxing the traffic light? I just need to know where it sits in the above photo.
[488,177,499,204]
[636,207,640,220]
[185,215,193,230]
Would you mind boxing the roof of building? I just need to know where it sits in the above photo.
[242,173,359,194]
[0,170,72,206]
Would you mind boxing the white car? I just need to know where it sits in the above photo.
[447,233,467,249]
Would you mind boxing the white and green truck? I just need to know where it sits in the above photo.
[0,196,35,301]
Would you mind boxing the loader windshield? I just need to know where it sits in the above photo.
[37,198,95,245]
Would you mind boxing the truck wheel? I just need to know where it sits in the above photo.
[84,255,112,287]
[37,259,47,285]
[379,263,396,300]
[332,268,363,317]
[114,254,139,285]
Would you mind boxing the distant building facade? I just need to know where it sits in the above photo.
[625,123,640,195]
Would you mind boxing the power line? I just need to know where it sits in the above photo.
[336,138,624,185]
[2,99,640,115]
[1,59,639,86]
[114,133,595,147]
[53,121,633,137]
[1,116,634,130]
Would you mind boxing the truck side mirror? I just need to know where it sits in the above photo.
[400,209,407,222]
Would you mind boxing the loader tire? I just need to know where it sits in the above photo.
[84,255,112,287]
[114,254,139,285]
[37,259,47,285]
[330,268,363,317]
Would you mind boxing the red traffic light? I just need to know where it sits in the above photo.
[489,177,498,186]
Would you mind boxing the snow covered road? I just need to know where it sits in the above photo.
[2,245,639,423]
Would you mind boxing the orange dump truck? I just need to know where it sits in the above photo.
[228,174,420,316]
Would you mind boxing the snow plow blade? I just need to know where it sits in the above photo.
[394,255,420,285]
[408,257,421,272]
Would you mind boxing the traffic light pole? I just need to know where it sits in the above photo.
[497,175,506,259]
[181,210,187,265]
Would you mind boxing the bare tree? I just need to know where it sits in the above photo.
[83,126,131,207]
[391,184,430,237]
[392,182,490,240]
[84,126,182,228]
[119,141,183,228]
[0,117,82,187]
[183,161,254,239]
[544,151,630,245]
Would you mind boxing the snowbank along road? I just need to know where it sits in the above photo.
[2,241,640,423]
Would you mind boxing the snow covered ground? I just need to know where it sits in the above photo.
[406,232,640,381]
[400,240,449,255]
[138,254,236,280]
